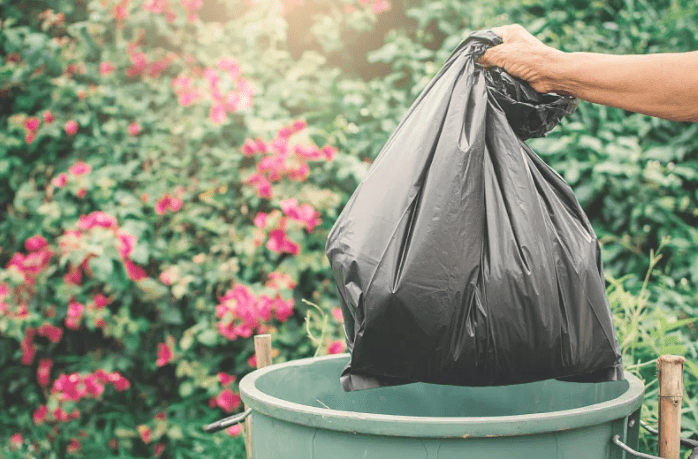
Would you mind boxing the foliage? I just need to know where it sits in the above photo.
[608,238,698,454]
[1,0,697,457]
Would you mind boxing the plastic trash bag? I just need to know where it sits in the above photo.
[325,30,623,391]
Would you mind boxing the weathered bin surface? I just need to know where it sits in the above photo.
[240,354,644,459]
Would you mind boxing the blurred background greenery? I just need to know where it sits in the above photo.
[0,0,697,457]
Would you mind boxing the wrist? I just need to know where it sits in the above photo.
[544,50,576,96]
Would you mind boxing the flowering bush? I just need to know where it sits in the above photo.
[2,0,698,456]
[0,0,380,455]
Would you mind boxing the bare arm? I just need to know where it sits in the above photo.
[479,24,698,122]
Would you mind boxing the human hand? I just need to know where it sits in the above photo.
[478,24,563,94]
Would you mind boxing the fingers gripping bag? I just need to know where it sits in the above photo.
[325,30,623,391]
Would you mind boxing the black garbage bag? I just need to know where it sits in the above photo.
[325,30,624,391]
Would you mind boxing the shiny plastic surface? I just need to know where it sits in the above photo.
[325,30,623,391]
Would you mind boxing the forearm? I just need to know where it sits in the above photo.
[548,51,698,122]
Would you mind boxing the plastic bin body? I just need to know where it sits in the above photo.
[240,354,643,459]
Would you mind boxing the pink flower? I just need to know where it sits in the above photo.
[177,87,203,106]
[64,265,82,286]
[203,67,220,88]
[321,145,337,161]
[83,374,105,397]
[113,3,128,21]
[182,0,202,21]
[331,307,344,323]
[253,212,267,229]
[124,259,147,281]
[294,144,322,160]
[154,193,183,215]
[217,321,238,340]
[94,293,110,309]
[269,136,289,156]
[266,229,300,255]
[169,196,183,212]
[52,173,68,188]
[24,117,40,132]
[137,425,152,444]
[217,57,239,76]
[371,0,391,14]
[280,198,322,232]
[33,405,49,424]
[147,56,172,77]
[257,294,274,321]
[15,303,28,318]
[100,61,115,76]
[274,296,294,322]
[108,372,131,391]
[128,122,141,136]
[20,329,37,365]
[278,119,306,138]
[67,438,82,453]
[154,443,166,457]
[248,354,257,367]
[217,372,236,385]
[266,272,296,290]
[154,196,169,215]
[53,406,71,422]
[78,211,116,229]
[209,103,227,124]
[43,110,55,124]
[247,173,273,198]
[226,424,243,436]
[327,339,346,354]
[25,132,36,144]
[216,389,242,412]
[37,323,63,343]
[156,342,173,366]
[159,269,175,285]
[65,120,78,136]
[117,232,137,259]
[287,162,310,182]
[25,235,48,251]
[69,161,91,176]
[10,433,22,449]
[126,51,148,77]
[257,155,287,181]
[242,138,267,156]
[66,301,85,330]
[37,358,53,387]
[94,369,110,383]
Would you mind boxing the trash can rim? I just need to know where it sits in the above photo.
[239,354,644,438]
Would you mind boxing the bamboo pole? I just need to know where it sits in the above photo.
[657,355,685,459]
[245,334,273,459]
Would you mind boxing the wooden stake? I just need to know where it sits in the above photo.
[657,355,685,459]
[245,334,273,459]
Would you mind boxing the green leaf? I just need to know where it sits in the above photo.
[198,329,218,347]
[89,256,114,282]
[179,381,194,398]
[160,306,183,325]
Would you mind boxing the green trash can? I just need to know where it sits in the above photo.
[239,354,644,459]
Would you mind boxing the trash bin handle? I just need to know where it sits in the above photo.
[612,435,663,459]
[204,408,252,433]
[640,421,698,459]
[613,433,698,459]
